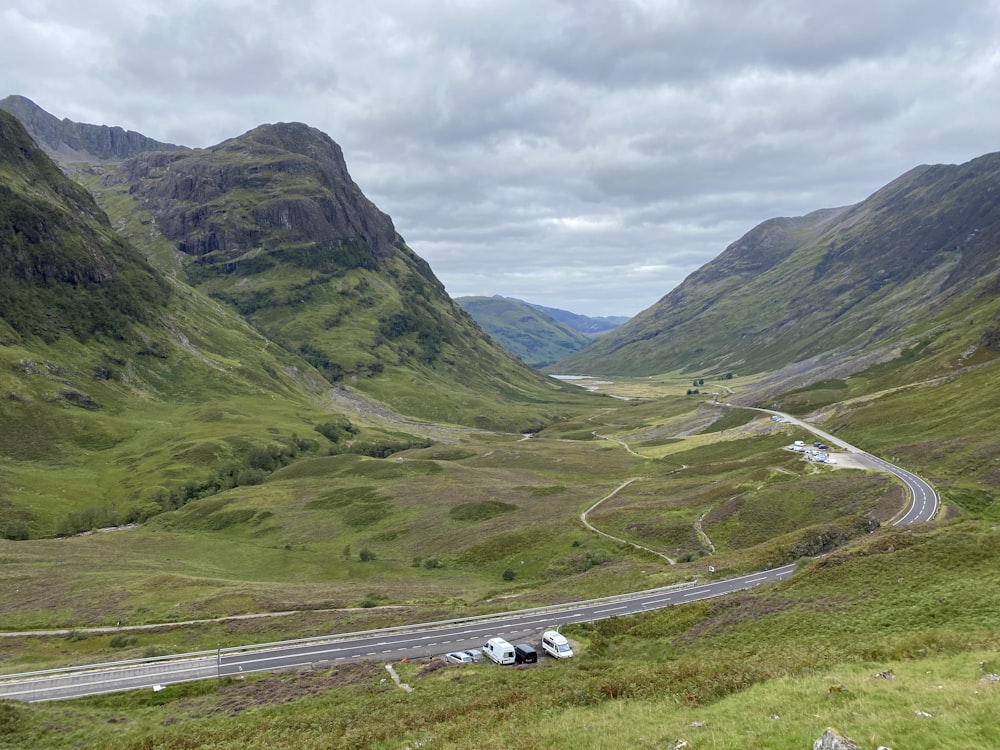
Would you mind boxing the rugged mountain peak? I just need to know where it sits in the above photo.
[124,119,397,262]
[0,94,182,163]
[231,121,356,186]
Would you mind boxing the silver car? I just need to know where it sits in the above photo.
[444,651,474,664]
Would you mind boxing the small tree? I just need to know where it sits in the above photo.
[502,568,517,581]
[358,547,376,562]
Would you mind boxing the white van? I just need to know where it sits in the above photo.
[541,630,573,659]
[483,637,516,665]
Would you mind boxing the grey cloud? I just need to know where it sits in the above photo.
[5,0,1000,315]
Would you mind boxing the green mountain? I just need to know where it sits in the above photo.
[455,295,593,367]
[522,301,629,335]
[558,156,1000,386]
[0,109,170,344]
[0,110,330,537]
[1,97,577,432]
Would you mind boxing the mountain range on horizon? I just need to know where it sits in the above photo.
[3,92,1000,541]
[4,94,1000,749]
[557,152,1000,397]
[454,295,629,368]
[7,92,1000,391]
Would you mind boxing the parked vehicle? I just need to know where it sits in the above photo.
[514,643,538,664]
[483,637,516,665]
[445,651,474,664]
[541,630,574,659]
[463,648,483,662]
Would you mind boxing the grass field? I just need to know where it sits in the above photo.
[2,520,998,749]
[2,368,999,748]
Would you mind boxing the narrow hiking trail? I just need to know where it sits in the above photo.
[580,478,676,565]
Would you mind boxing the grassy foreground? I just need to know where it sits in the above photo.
[2,368,999,748]
[1,520,998,748]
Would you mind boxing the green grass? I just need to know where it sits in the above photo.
[0,383,933,678]
[1,356,999,748]
[2,520,998,749]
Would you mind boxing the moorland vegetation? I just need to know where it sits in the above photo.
[0,100,998,748]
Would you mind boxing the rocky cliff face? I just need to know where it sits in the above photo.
[124,122,398,267]
[2,98,565,430]
[0,95,182,163]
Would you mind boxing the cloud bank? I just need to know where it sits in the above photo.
[4,0,1000,315]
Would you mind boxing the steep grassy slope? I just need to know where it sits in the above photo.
[0,110,170,344]
[455,295,592,367]
[0,112,436,540]
[561,154,1000,381]
[3,518,997,750]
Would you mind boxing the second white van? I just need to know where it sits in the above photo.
[483,637,516,665]
[541,630,573,659]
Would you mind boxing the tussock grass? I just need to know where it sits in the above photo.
[4,520,998,749]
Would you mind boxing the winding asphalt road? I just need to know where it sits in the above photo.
[0,408,937,702]
[749,406,938,525]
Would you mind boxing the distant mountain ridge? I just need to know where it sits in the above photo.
[455,296,597,367]
[521,301,629,335]
[0,94,182,162]
[559,153,1000,386]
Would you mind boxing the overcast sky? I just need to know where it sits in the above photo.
[5,1,1000,316]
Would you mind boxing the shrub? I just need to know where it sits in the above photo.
[2,520,30,540]
[0,701,23,735]
[448,501,517,522]
[359,592,387,608]
[502,568,517,581]
[358,547,376,562]
[109,634,138,649]
[314,418,357,443]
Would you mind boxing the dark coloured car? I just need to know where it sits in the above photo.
[514,643,537,664]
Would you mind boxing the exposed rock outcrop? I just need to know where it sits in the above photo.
[123,122,398,266]
[813,727,861,750]
[0,94,182,163]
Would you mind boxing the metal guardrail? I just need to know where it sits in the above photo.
[0,578,701,682]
